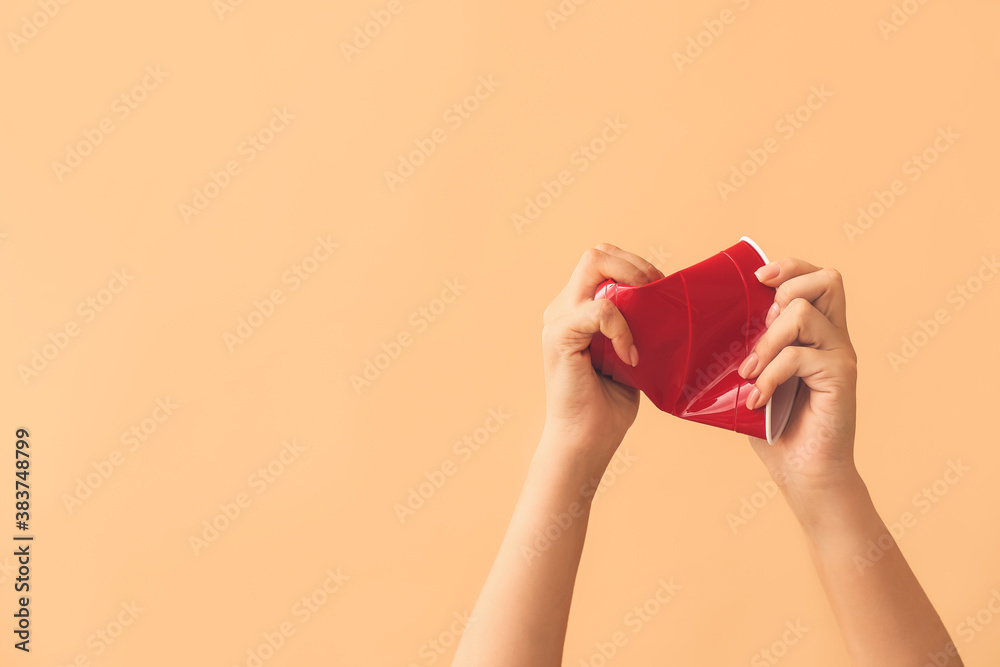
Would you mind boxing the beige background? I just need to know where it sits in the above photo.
[2,0,999,665]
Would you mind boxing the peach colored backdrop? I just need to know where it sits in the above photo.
[2,0,998,665]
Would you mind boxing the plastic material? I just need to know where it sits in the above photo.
[589,237,799,443]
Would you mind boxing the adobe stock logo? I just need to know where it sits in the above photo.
[62,397,178,514]
[223,235,339,352]
[716,85,833,202]
[887,254,996,372]
[853,459,970,573]
[877,0,934,40]
[53,601,145,667]
[751,620,809,666]
[545,0,594,30]
[644,245,672,273]
[7,0,73,54]
[394,407,511,524]
[724,478,779,535]
[213,0,251,21]
[231,567,349,667]
[350,277,468,394]
[576,578,682,667]
[179,107,295,223]
[18,268,134,385]
[521,448,638,564]
[384,76,501,193]
[404,610,472,667]
[956,588,1000,645]
[671,0,756,73]
[512,116,628,234]
[340,0,418,63]
[679,314,765,404]
[188,439,306,556]
[843,126,959,244]
[51,66,169,183]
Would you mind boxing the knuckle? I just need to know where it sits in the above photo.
[782,345,804,365]
[788,297,813,320]
[593,298,616,321]
[754,329,776,356]
[596,300,629,338]
[754,372,776,394]
[595,242,617,254]
[824,267,843,286]
[775,283,793,305]
[788,296,809,311]
[582,247,603,266]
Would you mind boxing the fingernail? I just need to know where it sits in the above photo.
[738,352,758,379]
[746,386,761,410]
[755,263,779,282]
[629,344,639,367]
[765,302,780,326]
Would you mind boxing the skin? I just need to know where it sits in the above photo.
[451,244,962,667]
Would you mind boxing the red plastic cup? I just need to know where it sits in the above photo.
[589,237,799,444]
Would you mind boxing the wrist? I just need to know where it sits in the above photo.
[535,427,620,500]
[779,467,873,535]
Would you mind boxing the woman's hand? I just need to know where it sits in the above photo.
[451,243,663,667]
[738,258,859,517]
[739,258,962,667]
[540,243,664,473]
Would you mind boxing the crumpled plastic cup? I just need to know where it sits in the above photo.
[589,237,799,443]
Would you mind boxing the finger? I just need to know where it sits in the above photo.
[568,247,654,303]
[550,298,638,367]
[740,298,850,379]
[753,257,822,286]
[746,346,855,410]
[765,270,848,332]
[595,242,665,283]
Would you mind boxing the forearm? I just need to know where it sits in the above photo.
[452,431,610,667]
[788,470,962,666]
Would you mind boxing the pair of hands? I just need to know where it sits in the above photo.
[453,243,959,667]
[541,243,859,510]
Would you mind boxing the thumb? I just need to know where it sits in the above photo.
[546,298,638,368]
